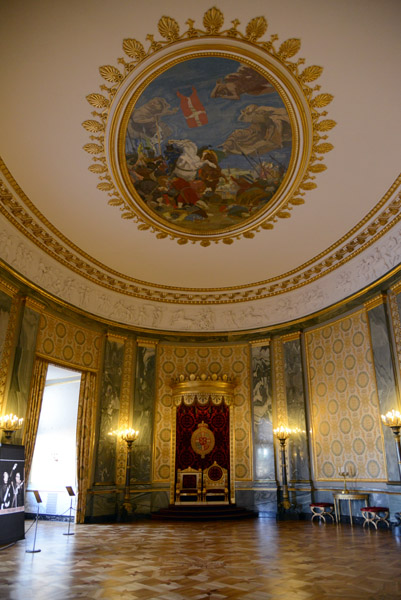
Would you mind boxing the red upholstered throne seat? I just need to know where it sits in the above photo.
[175,467,202,503]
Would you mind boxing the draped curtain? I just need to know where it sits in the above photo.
[22,358,48,482]
[76,370,97,524]
[176,402,230,471]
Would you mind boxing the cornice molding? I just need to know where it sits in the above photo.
[1,164,400,305]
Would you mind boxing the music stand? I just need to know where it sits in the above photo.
[63,486,76,536]
[26,491,42,553]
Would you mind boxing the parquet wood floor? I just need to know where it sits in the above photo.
[0,518,400,599]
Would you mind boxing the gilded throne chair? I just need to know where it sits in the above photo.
[175,467,202,503]
[203,461,229,503]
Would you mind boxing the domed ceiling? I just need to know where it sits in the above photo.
[0,0,400,333]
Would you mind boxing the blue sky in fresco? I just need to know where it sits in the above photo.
[125,57,292,170]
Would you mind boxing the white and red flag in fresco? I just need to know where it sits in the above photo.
[177,87,208,128]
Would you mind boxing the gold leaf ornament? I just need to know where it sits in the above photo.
[89,164,108,173]
[122,38,146,60]
[158,16,180,41]
[314,142,334,153]
[203,7,224,33]
[309,163,327,173]
[86,93,109,109]
[82,120,104,133]
[300,181,317,190]
[245,16,267,41]
[97,182,114,191]
[311,93,334,108]
[277,38,301,59]
[300,65,323,83]
[315,119,337,132]
[99,65,123,83]
[83,143,103,155]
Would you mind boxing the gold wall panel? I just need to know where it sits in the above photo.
[36,313,102,372]
[305,309,386,481]
[154,343,251,482]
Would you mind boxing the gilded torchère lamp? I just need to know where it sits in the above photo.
[108,428,139,513]
[381,409,401,479]
[0,414,24,443]
[273,426,300,510]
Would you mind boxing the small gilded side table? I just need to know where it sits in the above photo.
[333,492,369,526]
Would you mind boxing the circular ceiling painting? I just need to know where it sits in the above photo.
[122,57,292,234]
[84,8,335,245]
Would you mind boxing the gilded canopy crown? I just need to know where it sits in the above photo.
[171,372,235,406]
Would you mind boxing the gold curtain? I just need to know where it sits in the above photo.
[23,358,48,481]
[76,370,97,524]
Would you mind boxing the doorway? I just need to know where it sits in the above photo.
[26,364,81,519]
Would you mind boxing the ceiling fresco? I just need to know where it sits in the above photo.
[122,57,292,235]
[0,0,400,332]
[85,7,335,245]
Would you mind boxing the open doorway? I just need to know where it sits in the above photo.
[26,364,81,519]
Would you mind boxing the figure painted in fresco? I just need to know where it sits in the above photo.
[210,64,275,100]
[124,57,293,233]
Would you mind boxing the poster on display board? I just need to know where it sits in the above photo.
[0,458,25,514]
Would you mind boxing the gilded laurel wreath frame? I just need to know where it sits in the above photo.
[83,7,335,246]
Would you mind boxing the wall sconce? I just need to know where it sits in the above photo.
[0,414,24,443]
[109,429,139,514]
[381,409,401,479]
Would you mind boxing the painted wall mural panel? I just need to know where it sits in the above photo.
[36,313,102,371]
[283,338,310,483]
[94,338,125,484]
[306,310,386,481]
[0,291,12,365]
[6,306,41,436]
[367,303,400,481]
[131,345,156,483]
[155,343,251,483]
[251,344,274,480]
[123,57,292,234]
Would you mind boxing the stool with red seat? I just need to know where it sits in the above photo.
[310,502,335,523]
[360,506,390,529]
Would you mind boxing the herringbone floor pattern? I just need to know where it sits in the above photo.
[0,518,400,599]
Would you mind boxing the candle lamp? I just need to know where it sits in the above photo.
[0,414,24,443]
[381,409,401,479]
[108,428,139,513]
[338,470,350,493]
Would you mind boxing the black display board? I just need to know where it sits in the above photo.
[0,444,25,545]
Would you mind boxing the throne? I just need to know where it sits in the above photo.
[203,461,229,503]
[175,467,202,503]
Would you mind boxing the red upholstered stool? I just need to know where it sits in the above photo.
[360,506,390,530]
[310,502,335,523]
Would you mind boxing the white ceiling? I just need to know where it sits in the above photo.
[0,0,400,331]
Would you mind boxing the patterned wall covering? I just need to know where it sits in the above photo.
[36,313,102,371]
[367,301,400,481]
[283,337,310,482]
[251,344,274,480]
[155,344,251,483]
[131,344,156,483]
[306,309,386,481]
